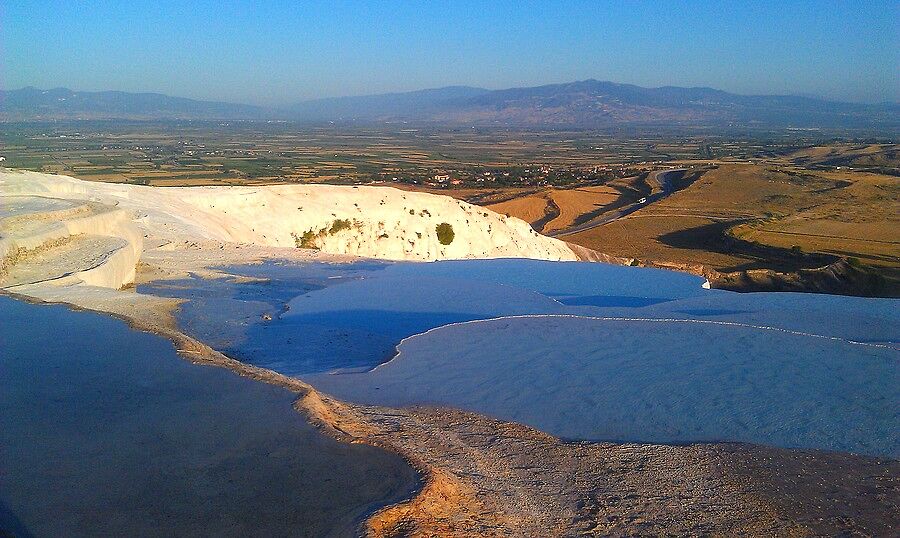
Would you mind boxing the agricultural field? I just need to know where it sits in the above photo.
[0,121,868,187]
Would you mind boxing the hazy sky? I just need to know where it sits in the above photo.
[3,0,898,105]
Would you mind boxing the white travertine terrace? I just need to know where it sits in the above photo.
[0,169,576,291]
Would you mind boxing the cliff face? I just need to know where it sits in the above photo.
[0,171,576,288]
[0,195,142,290]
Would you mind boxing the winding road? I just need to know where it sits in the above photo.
[551,168,687,237]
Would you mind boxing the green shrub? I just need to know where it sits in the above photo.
[329,219,352,234]
[435,222,455,245]
[294,218,357,250]
[298,230,320,249]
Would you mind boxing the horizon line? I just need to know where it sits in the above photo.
[5,79,898,108]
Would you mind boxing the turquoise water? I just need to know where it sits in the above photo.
[139,259,900,457]
[0,296,418,537]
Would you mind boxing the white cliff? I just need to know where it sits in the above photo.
[1,170,576,291]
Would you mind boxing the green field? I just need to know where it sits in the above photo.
[2,120,879,188]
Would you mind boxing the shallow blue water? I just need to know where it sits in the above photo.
[0,295,418,537]
[138,258,900,456]
[310,316,899,456]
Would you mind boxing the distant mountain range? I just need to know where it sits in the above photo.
[2,80,897,129]
[0,87,264,121]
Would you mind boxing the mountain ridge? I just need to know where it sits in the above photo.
[2,80,897,129]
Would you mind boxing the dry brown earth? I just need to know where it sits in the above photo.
[558,164,899,294]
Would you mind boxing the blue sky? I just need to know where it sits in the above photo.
[3,1,897,105]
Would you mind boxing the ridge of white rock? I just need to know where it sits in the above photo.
[1,170,576,291]
[1,195,143,289]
